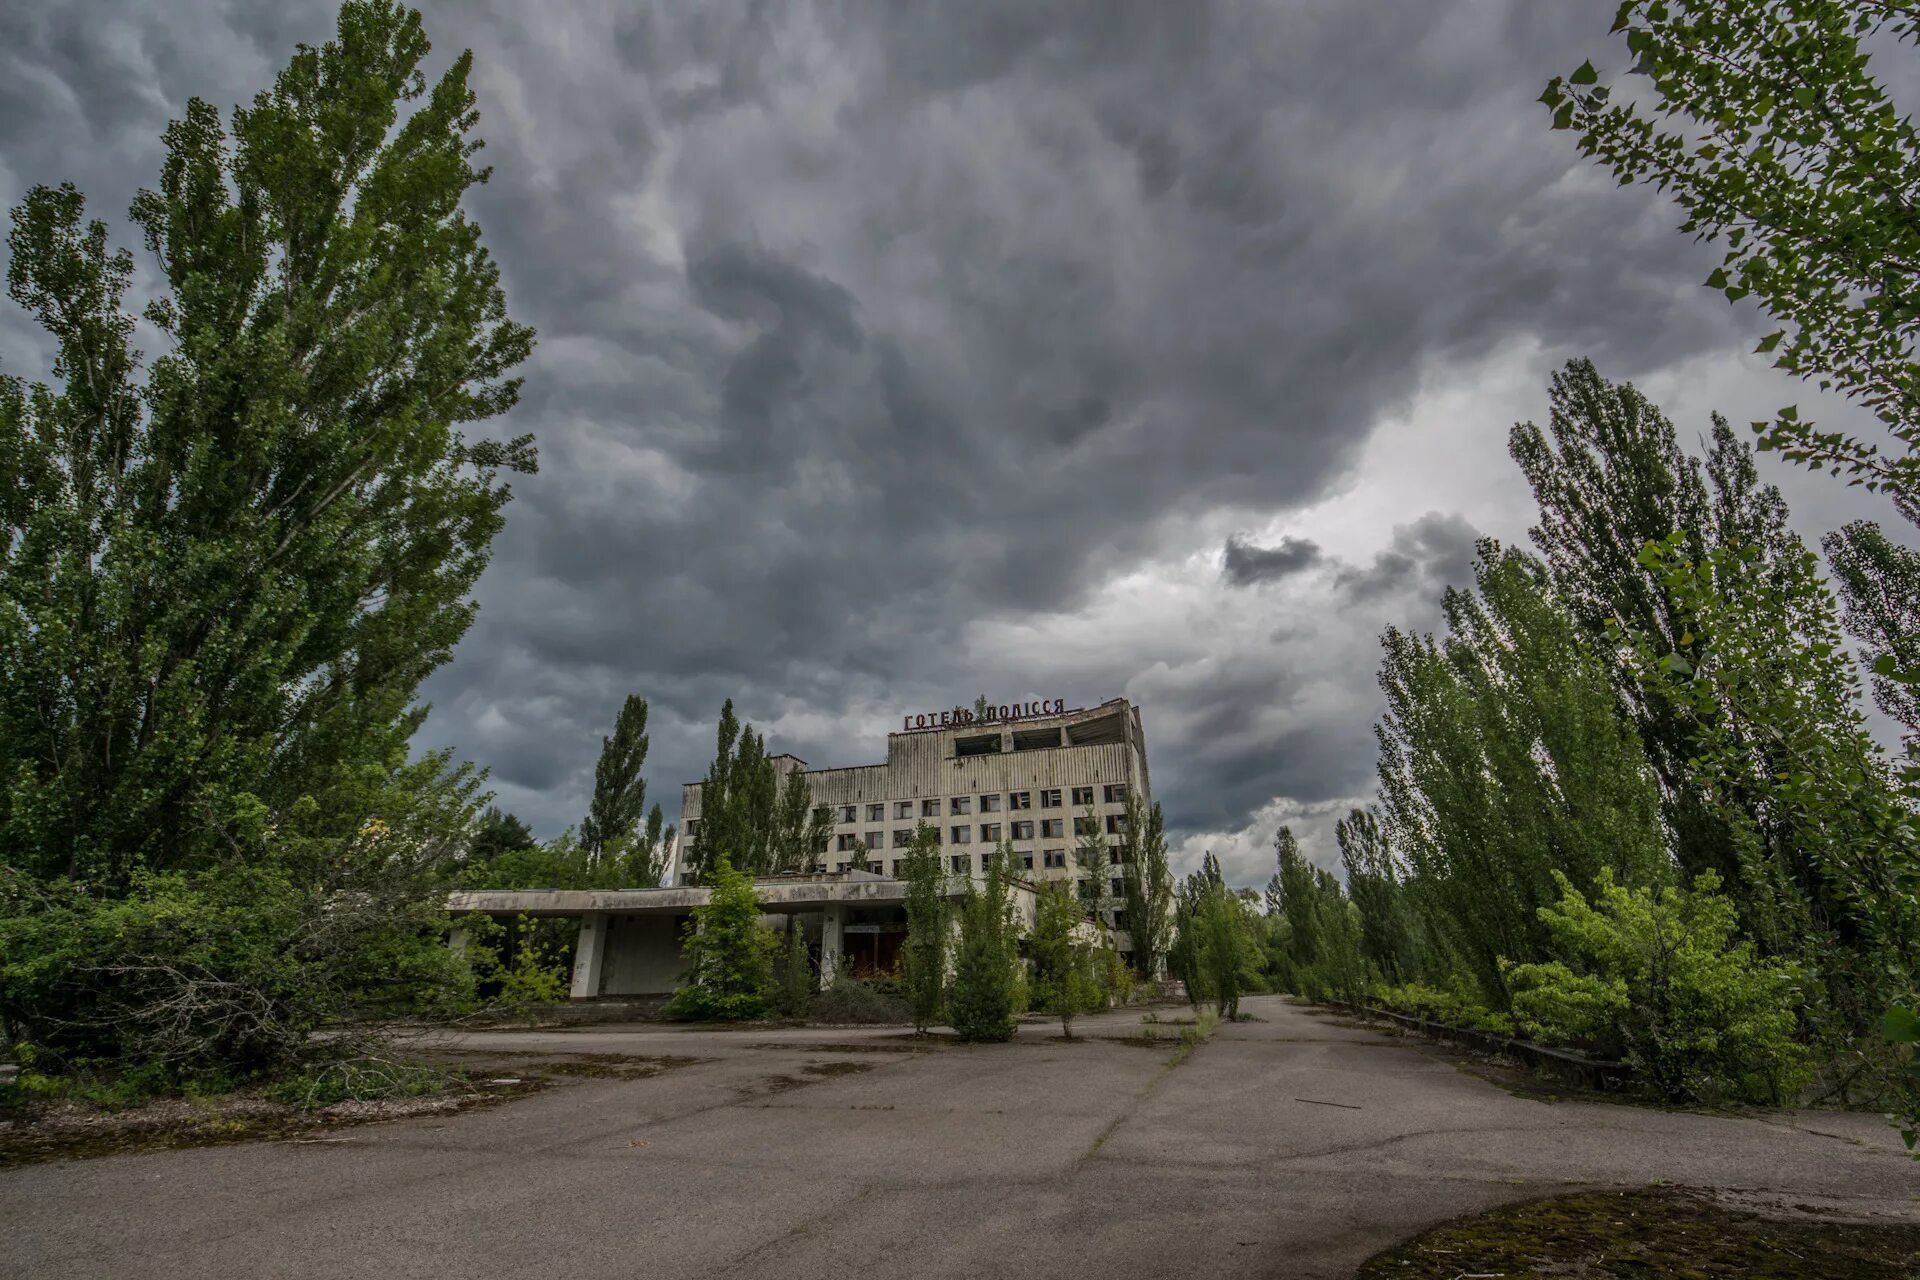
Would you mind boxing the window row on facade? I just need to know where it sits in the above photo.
[827,783,1128,826]
[831,812,1132,852]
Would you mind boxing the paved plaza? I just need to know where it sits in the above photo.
[3,996,1915,1279]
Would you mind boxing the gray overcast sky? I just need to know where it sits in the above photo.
[2,1,1904,885]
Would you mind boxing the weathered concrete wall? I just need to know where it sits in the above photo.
[601,915,688,996]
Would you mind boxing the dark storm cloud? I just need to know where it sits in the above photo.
[0,1,1795,874]
[1337,512,1484,603]
[1222,535,1324,587]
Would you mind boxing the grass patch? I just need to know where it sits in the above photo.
[1166,1009,1220,1067]
[1360,1186,1920,1278]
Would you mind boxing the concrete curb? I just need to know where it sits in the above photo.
[1322,999,1634,1093]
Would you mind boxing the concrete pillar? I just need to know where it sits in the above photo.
[571,914,609,1000]
[818,905,846,986]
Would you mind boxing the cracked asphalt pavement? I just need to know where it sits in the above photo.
[3,996,1916,1278]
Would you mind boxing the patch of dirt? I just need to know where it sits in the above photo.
[1358,1186,1920,1278]
[531,1054,706,1080]
[0,1053,703,1168]
[800,1061,875,1079]
[737,1060,877,1100]
[1103,1033,1187,1050]
[0,1079,540,1168]
[741,1041,935,1055]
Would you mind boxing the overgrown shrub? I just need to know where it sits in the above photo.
[662,856,776,1021]
[267,1057,452,1109]
[458,914,572,1020]
[776,924,814,1018]
[0,863,468,1088]
[808,977,911,1025]
[1505,870,1811,1104]
[1373,980,1515,1036]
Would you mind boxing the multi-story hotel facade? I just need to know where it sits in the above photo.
[448,697,1154,998]
[674,697,1152,923]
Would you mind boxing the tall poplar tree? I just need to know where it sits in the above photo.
[1335,807,1417,984]
[0,1,530,1077]
[1376,545,1669,1003]
[580,695,660,865]
[1824,505,1920,749]
[1117,792,1173,981]
[0,0,534,888]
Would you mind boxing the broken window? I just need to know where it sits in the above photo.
[896,800,914,819]
[950,825,971,844]
[1008,791,1032,810]
[1072,786,1094,807]
[1040,789,1062,808]
[949,796,971,815]
[1043,849,1066,869]
[1041,818,1064,839]
[841,805,857,823]
[1104,783,1129,804]
[1074,815,1098,836]
[868,803,885,822]
[955,732,1002,758]
[837,834,857,852]
[892,830,911,848]
[980,822,1002,842]
[922,798,940,818]
[1011,820,1034,841]
[1111,878,1125,897]
[950,855,968,874]
[1106,813,1127,834]
[1108,845,1122,865]
[866,831,883,850]
[979,794,1001,813]
[1022,852,1034,870]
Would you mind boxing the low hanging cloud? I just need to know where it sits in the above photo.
[1221,534,1325,586]
[1336,512,1483,603]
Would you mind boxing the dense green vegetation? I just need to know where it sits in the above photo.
[0,0,532,1093]
[662,856,777,1021]
[1250,360,1907,1107]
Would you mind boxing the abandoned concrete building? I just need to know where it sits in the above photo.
[447,697,1152,999]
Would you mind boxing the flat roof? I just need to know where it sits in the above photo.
[448,871,1035,918]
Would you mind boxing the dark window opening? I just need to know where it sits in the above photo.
[1013,726,1063,751]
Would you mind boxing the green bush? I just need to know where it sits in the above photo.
[1373,979,1517,1036]
[662,856,776,1021]
[1504,870,1811,1104]
[0,864,468,1087]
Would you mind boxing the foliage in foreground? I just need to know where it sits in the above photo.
[0,827,473,1085]
[663,856,776,1021]
[1504,871,1809,1105]
[0,0,533,1090]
